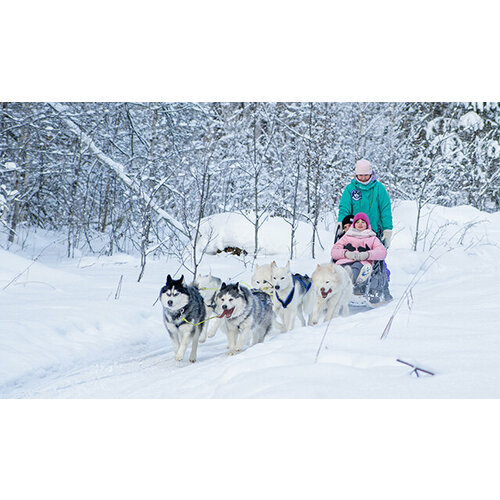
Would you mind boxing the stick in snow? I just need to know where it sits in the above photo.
[314,316,335,364]
[396,359,435,377]
[114,275,123,300]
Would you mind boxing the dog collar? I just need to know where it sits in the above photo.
[166,307,184,321]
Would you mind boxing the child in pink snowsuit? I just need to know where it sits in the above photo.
[331,212,387,284]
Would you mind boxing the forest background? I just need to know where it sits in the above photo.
[2,102,499,277]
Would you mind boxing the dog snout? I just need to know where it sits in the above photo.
[321,287,325,292]
[222,304,227,310]
[275,285,280,290]
[167,300,173,306]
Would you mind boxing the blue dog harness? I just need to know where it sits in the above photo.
[275,274,312,309]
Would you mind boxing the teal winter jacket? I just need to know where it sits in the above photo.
[338,178,393,234]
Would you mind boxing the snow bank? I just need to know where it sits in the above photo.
[196,211,330,258]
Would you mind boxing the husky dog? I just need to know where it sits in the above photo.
[193,272,222,338]
[310,263,352,325]
[160,275,207,363]
[251,263,274,294]
[271,261,314,331]
[252,261,284,323]
[214,283,274,355]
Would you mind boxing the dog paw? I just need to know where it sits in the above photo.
[175,355,184,362]
[199,336,206,344]
[189,359,196,363]
[226,350,237,356]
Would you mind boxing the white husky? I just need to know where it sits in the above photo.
[193,272,222,339]
[252,262,286,331]
[271,261,314,331]
[251,263,274,294]
[310,263,352,325]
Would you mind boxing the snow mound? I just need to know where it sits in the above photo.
[196,212,326,257]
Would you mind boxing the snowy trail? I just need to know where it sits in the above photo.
[5,268,500,399]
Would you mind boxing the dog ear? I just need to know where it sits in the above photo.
[166,274,172,285]
[286,261,290,270]
[316,264,320,270]
[220,282,227,290]
[271,260,277,269]
[235,282,240,290]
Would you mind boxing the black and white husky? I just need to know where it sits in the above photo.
[160,275,207,363]
[214,283,274,355]
[271,261,314,331]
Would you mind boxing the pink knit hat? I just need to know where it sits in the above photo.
[352,212,371,228]
[355,159,373,175]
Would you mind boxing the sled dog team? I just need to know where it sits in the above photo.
[161,157,394,363]
[160,260,353,363]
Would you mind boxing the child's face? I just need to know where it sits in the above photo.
[354,219,367,230]
[343,223,351,232]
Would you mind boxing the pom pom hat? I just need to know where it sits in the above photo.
[352,212,371,228]
[355,159,373,175]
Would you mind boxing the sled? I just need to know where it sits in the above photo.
[348,259,393,309]
[349,293,393,309]
[334,228,393,310]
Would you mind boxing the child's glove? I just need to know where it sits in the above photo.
[382,229,392,248]
[345,250,369,261]
[344,250,357,260]
[357,251,369,261]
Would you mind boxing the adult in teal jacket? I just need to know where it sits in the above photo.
[337,159,393,246]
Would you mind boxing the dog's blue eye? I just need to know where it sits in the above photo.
[281,277,285,280]
[256,281,260,284]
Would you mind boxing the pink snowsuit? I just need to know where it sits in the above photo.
[331,228,387,265]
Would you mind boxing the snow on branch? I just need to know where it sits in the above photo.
[48,102,189,239]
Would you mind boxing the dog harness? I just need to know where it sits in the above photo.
[275,274,311,309]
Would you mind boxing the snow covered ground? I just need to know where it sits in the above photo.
[1,200,500,398]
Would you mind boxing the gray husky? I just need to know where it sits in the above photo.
[214,283,274,355]
[160,275,207,363]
